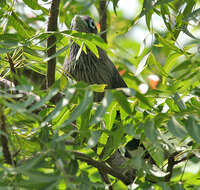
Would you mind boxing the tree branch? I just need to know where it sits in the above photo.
[165,151,195,181]
[46,0,60,88]
[99,0,107,42]
[73,151,134,185]
[0,107,12,165]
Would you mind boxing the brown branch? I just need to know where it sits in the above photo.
[165,152,177,181]
[46,0,60,88]
[99,0,107,42]
[73,151,133,185]
[165,151,195,182]
[0,107,12,165]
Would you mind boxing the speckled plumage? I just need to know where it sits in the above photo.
[63,15,127,101]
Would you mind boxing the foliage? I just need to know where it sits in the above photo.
[0,0,200,189]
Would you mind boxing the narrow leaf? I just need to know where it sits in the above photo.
[144,119,157,142]
[44,88,75,123]
[112,90,132,115]
[88,131,102,148]
[168,117,187,139]
[60,89,93,127]
[185,116,200,143]
[104,102,117,131]
[90,91,113,126]
[28,88,59,112]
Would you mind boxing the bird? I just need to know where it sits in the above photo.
[63,15,127,102]
[63,15,141,183]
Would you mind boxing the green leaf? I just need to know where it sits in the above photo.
[111,0,120,14]
[181,25,199,40]
[139,0,153,18]
[144,119,157,142]
[172,93,186,111]
[62,30,109,53]
[155,0,175,6]
[104,101,117,131]
[85,40,99,58]
[112,90,132,115]
[90,91,113,126]
[100,125,124,160]
[147,52,168,77]
[60,89,93,127]
[145,142,165,166]
[163,52,181,74]
[9,11,35,38]
[155,33,183,53]
[16,171,59,188]
[0,47,17,53]
[90,84,107,93]
[160,4,172,32]
[157,182,171,190]
[44,88,75,123]
[23,0,48,14]
[28,88,59,112]
[145,9,153,31]
[16,154,44,171]
[88,131,102,148]
[185,116,200,143]
[79,104,92,141]
[167,117,187,139]
[184,7,200,21]
[43,44,71,62]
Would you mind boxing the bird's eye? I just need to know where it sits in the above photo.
[88,19,96,29]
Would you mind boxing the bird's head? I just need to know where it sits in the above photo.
[70,15,97,34]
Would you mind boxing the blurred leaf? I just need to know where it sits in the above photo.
[90,91,113,126]
[185,116,200,143]
[23,0,48,14]
[112,90,132,115]
[104,101,117,131]
[44,43,71,62]
[90,84,107,92]
[67,160,79,175]
[88,131,102,148]
[145,9,153,31]
[144,119,157,142]
[163,52,181,74]
[139,0,153,18]
[172,93,186,111]
[168,117,187,139]
[60,89,93,127]
[9,11,35,38]
[155,33,183,53]
[62,30,109,53]
[44,88,75,123]
[28,88,59,112]
[111,0,120,14]
[155,0,175,6]
[16,171,59,188]
[147,52,168,77]
[181,25,199,40]
[85,39,99,58]
[16,154,44,171]
[184,7,200,21]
